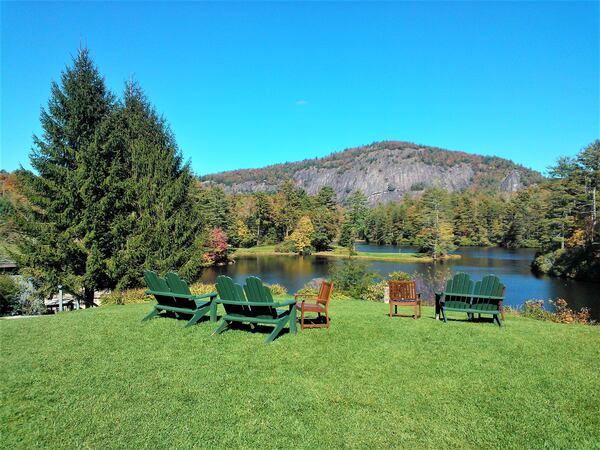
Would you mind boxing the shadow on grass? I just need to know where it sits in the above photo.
[440,314,498,324]
[153,312,215,325]
[218,321,294,341]
[299,316,330,328]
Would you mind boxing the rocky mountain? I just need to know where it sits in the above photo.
[201,141,543,204]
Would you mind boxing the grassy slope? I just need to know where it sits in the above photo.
[1,302,599,449]
[232,245,459,262]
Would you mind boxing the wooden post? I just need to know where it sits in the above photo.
[58,285,63,312]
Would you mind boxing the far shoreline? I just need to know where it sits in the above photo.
[231,245,462,263]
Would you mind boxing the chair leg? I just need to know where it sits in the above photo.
[142,307,159,322]
[289,306,297,335]
[185,307,208,328]
[212,320,229,336]
[300,308,305,330]
[266,319,286,344]
[210,301,217,322]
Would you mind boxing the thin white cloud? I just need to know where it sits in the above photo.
[295,99,308,105]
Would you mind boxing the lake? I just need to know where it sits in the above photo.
[200,245,600,319]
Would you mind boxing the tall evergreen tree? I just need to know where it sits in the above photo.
[416,188,456,259]
[110,81,204,287]
[16,49,114,304]
[346,191,368,239]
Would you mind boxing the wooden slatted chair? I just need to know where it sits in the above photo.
[213,276,297,343]
[388,280,421,319]
[439,272,474,322]
[142,271,217,327]
[438,273,504,327]
[470,275,505,327]
[294,281,333,330]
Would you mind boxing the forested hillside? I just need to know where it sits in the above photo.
[202,141,544,204]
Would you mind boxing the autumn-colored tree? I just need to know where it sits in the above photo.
[289,216,314,255]
[202,228,229,265]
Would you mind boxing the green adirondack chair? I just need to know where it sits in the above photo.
[439,273,505,327]
[439,272,475,323]
[142,271,217,327]
[213,275,297,343]
[470,275,505,326]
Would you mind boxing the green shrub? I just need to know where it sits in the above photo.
[12,277,45,315]
[388,271,412,281]
[101,288,148,305]
[190,283,217,296]
[101,283,219,305]
[265,283,288,296]
[274,240,296,253]
[329,259,380,300]
[410,181,427,191]
[522,299,554,321]
[363,280,386,302]
[296,284,353,301]
[0,275,18,315]
[532,252,556,274]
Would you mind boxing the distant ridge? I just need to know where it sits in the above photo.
[201,141,543,204]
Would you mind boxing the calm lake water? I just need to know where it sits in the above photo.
[200,245,600,319]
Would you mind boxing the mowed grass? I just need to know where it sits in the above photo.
[1,301,599,449]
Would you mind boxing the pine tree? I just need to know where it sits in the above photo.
[314,186,337,211]
[346,191,368,239]
[310,206,338,251]
[251,192,273,244]
[338,218,356,254]
[416,188,456,259]
[109,81,204,287]
[16,49,114,304]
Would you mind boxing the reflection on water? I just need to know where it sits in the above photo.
[200,246,600,319]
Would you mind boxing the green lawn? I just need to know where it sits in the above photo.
[233,245,458,262]
[1,301,599,449]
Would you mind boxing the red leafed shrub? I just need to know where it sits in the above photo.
[202,228,230,266]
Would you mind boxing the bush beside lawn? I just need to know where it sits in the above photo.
[1,301,599,448]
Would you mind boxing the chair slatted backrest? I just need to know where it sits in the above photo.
[216,275,249,315]
[471,275,505,312]
[317,281,334,306]
[244,277,277,318]
[165,272,196,309]
[143,271,175,306]
[444,273,473,309]
[388,280,417,302]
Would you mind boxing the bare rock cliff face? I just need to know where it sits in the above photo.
[203,141,542,204]
[500,170,523,193]
[291,150,475,203]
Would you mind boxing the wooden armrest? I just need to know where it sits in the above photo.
[146,290,216,301]
[294,293,318,300]
[216,299,296,308]
[193,292,217,300]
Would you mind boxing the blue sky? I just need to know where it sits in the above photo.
[1,1,598,175]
